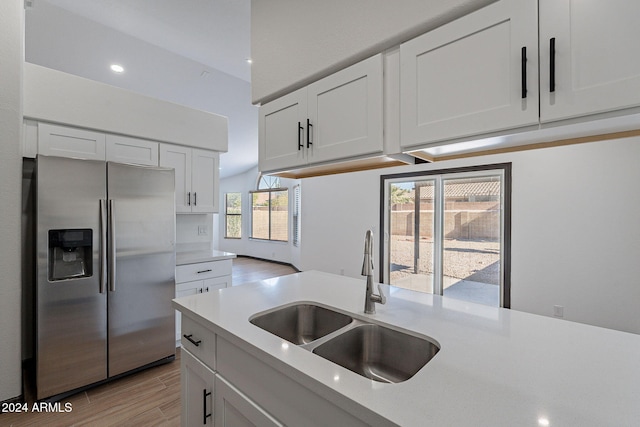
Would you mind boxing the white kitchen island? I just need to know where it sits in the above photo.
[173,270,640,426]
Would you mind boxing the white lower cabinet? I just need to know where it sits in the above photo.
[215,374,283,427]
[178,314,384,427]
[181,348,215,427]
[180,315,281,427]
[175,260,232,344]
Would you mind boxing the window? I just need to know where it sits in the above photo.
[224,192,241,239]
[251,174,288,242]
[381,164,511,308]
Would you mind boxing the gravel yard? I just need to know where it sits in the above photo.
[390,236,500,285]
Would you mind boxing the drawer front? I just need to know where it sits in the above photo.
[181,315,216,370]
[176,259,232,283]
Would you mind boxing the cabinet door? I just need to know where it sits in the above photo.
[38,122,106,160]
[307,54,383,164]
[203,275,232,292]
[540,0,640,122]
[175,280,204,342]
[215,374,283,427]
[181,348,215,427]
[258,88,308,172]
[191,149,219,213]
[400,0,538,148]
[105,134,158,166]
[160,144,192,213]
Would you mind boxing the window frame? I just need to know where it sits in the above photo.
[380,163,512,308]
[293,185,301,247]
[250,187,289,243]
[224,192,242,239]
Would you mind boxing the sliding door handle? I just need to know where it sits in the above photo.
[550,37,556,93]
[521,46,527,99]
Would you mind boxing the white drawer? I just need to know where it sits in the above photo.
[176,259,232,283]
[181,315,216,370]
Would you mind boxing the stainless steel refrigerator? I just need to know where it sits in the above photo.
[35,155,176,400]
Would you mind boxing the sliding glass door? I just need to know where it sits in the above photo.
[383,166,509,307]
[388,180,436,294]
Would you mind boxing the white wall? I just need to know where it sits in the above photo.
[176,214,215,249]
[216,167,301,265]
[0,0,24,402]
[26,1,257,178]
[251,0,495,103]
[298,137,640,335]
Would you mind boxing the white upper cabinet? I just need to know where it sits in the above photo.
[539,0,640,123]
[160,144,219,214]
[38,122,106,160]
[259,88,308,172]
[191,149,219,213]
[400,0,538,149]
[36,123,160,166]
[160,144,192,213]
[307,55,383,164]
[259,54,383,173]
[105,134,159,166]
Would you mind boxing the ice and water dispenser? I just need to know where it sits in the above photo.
[48,229,93,281]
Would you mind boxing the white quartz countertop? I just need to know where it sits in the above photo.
[173,270,640,426]
[175,248,236,266]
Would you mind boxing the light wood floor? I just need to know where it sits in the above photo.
[231,256,298,286]
[0,351,182,427]
[0,257,298,427]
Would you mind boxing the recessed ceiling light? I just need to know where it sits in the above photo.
[246,58,253,64]
[110,64,124,73]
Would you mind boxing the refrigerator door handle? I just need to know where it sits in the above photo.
[99,199,107,293]
[108,199,116,292]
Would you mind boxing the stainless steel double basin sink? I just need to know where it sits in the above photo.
[249,303,440,383]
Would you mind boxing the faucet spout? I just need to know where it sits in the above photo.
[362,230,386,314]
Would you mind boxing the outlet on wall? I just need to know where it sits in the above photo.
[553,305,564,318]
[197,225,208,236]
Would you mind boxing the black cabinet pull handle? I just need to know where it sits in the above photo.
[203,389,212,424]
[187,192,191,206]
[194,192,197,206]
[550,37,556,93]
[306,119,313,148]
[197,269,212,274]
[297,121,303,150]
[521,46,527,99]
[183,334,201,346]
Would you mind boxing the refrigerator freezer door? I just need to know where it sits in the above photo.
[107,162,176,376]
[36,156,108,400]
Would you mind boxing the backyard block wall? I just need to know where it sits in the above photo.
[391,206,500,240]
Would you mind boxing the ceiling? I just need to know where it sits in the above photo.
[26,0,256,179]
[41,0,252,82]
